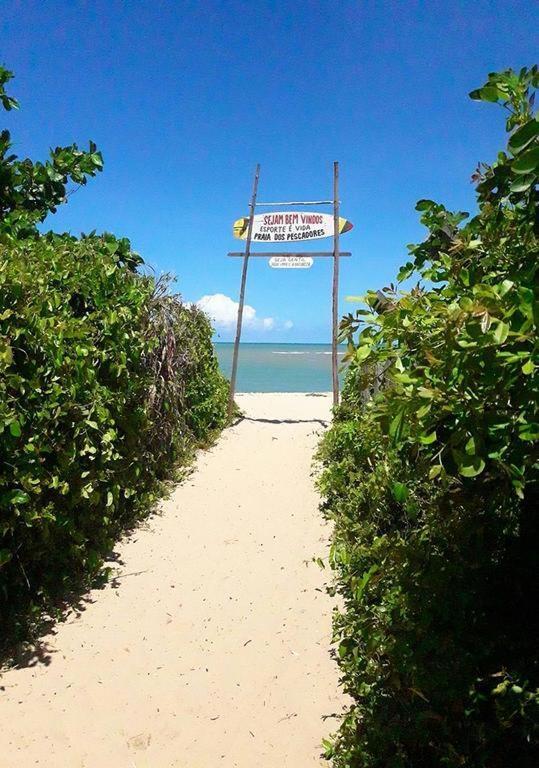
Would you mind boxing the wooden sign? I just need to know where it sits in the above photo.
[233,212,353,242]
[227,162,351,418]
[269,256,313,269]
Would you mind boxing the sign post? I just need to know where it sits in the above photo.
[227,163,351,416]
[332,161,340,407]
[228,164,260,418]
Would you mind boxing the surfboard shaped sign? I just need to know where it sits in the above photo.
[269,256,313,269]
[233,212,353,242]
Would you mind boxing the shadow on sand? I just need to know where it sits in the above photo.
[242,416,329,428]
[0,550,129,672]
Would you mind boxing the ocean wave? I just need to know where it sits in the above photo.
[271,350,345,356]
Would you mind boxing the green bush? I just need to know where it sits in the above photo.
[0,66,104,242]
[0,65,229,645]
[0,234,228,640]
[318,67,538,766]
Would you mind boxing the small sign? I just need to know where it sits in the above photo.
[233,212,353,242]
[269,256,313,269]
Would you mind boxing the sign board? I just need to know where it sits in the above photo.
[233,212,353,242]
[227,162,351,418]
[269,256,313,269]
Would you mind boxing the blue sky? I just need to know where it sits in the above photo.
[1,1,536,341]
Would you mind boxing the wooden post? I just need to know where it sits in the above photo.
[331,161,340,407]
[228,163,260,418]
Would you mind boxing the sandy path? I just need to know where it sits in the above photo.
[0,393,340,768]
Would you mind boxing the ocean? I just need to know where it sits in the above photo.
[214,342,347,392]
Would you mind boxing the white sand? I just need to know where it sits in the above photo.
[0,393,341,767]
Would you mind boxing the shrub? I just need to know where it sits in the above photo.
[0,65,104,242]
[318,67,538,766]
[0,234,228,641]
[0,65,229,645]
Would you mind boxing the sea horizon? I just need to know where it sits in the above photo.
[214,341,347,393]
[214,341,346,345]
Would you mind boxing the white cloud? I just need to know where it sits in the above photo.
[196,293,275,331]
[284,320,294,330]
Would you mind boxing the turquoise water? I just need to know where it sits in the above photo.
[215,342,346,392]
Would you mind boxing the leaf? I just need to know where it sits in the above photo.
[394,371,417,385]
[518,422,539,441]
[9,490,29,505]
[321,739,334,759]
[511,146,539,174]
[480,312,491,332]
[355,565,380,600]
[417,387,436,400]
[338,638,355,659]
[389,409,404,439]
[0,549,12,568]
[397,262,415,282]
[90,152,103,168]
[491,320,509,345]
[416,403,431,419]
[510,175,534,193]
[458,454,486,478]
[499,280,514,297]
[0,340,12,364]
[508,119,539,154]
[415,199,435,211]
[419,431,437,445]
[522,359,534,375]
[9,420,21,437]
[391,482,409,503]
[1,94,19,111]
[355,345,371,363]
[429,464,442,479]
[469,86,502,102]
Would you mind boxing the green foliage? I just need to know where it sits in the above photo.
[0,66,229,646]
[318,66,538,766]
[0,235,228,641]
[0,65,103,241]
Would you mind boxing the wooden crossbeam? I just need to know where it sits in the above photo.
[227,251,351,258]
[255,200,336,206]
